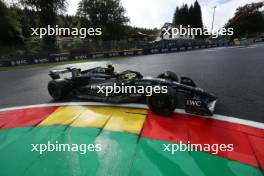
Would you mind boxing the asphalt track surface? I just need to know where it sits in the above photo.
[0,44,263,123]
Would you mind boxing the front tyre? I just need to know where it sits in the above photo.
[147,87,177,116]
[48,79,71,101]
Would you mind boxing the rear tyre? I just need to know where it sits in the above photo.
[157,71,178,82]
[147,87,177,116]
[48,79,71,101]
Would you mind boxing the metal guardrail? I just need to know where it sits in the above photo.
[0,43,231,67]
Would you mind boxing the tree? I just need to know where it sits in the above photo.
[77,0,129,40]
[172,7,179,24]
[181,4,189,26]
[173,4,189,26]
[192,0,203,28]
[226,3,264,38]
[188,5,194,26]
[20,0,67,46]
[10,6,41,38]
[0,0,24,45]
[172,1,204,38]
[172,1,203,28]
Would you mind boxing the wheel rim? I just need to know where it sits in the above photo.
[150,94,170,109]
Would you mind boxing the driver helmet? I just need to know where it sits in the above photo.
[124,72,137,81]
[107,64,114,72]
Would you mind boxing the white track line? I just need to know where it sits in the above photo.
[0,102,263,130]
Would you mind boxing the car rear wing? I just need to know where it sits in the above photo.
[49,67,81,79]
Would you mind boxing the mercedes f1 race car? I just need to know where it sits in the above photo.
[48,65,217,116]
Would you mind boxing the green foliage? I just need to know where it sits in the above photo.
[226,4,264,38]
[172,0,203,28]
[192,1,203,28]
[0,0,24,45]
[77,0,129,40]
[57,15,80,29]
[10,6,40,38]
[20,0,67,46]
[124,26,158,41]
[172,0,204,38]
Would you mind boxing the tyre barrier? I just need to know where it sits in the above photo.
[0,43,232,67]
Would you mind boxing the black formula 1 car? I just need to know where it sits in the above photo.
[48,65,217,116]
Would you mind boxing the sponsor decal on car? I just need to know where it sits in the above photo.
[186,99,202,107]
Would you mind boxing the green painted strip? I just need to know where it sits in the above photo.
[130,138,264,176]
[0,126,138,176]
[0,127,32,150]
[0,126,263,176]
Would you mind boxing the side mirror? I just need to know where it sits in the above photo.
[49,72,60,80]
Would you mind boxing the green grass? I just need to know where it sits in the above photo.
[0,57,125,72]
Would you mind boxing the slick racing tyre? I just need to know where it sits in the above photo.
[147,87,177,116]
[48,79,71,101]
[157,71,178,82]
